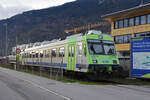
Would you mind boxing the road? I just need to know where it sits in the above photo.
[0,67,150,100]
[0,69,65,100]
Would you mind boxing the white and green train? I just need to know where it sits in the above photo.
[19,30,119,76]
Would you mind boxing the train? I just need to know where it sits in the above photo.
[18,30,119,78]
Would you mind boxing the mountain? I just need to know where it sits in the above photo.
[0,0,150,55]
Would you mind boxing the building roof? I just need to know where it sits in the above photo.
[101,3,150,19]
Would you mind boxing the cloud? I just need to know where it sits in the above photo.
[0,4,31,19]
[0,0,76,20]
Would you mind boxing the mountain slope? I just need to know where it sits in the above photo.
[0,0,150,55]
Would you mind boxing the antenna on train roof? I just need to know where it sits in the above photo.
[140,0,144,6]
[86,30,102,35]
[66,33,83,39]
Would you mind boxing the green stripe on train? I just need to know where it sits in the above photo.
[142,74,150,78]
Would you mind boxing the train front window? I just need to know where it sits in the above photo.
[88,43,103,54]
[103,44,115,55]
[88,40,104,54]
[103,41,116,55]
[88,40,116,55]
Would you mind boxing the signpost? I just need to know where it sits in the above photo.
[131,37,150,78]
[15,48,21,70]
[16,48,21,54]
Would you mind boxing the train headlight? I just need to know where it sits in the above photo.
[99,35,103,39]
[92,59,97,63]
[113,60,117,64]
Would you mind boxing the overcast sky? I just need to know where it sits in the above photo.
[0,0,76,20]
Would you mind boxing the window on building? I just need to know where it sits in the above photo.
[122,51,130,57]
[141,15,146,25]
[135,32,150,38]
[114,21,118,29]
[135,16,140,26]
[114,35,124,44]
[113,14,150,29]
[119,20,123,28]
[124,19,128,27]
[114,34,132,44]
[124,35,132,43]
[148,14,150,24]
[129,18,134,26]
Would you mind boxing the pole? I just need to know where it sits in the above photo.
[4,23,8,57]
[15,36,18,70]
[140,0,143,5]
[3,23,8,57]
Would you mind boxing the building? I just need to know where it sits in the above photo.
[102,3,150,70]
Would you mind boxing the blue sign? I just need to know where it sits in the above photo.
[131,37,150,78]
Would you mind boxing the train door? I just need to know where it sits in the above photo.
[82,41,88,68]
[22,53,25,65]
[67,44,76,71]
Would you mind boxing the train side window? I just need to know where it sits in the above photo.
[30,53,32,58]
[23,53,25,58]
[27,53,29,58]
[72,46,74,57]
[26,53,28,58]
[48,50,51,57]
[36,53,38,58]
[45,50,49,57]
[21,54,23,58]
[31,54,33,58]
[40,53,43,58]
[25,53,27,58]
[52,49,56,57]
[59,47,65,57]
[78,42,82,55]
[69,47,71,57]
[32,53,36,58]
[43,50,46,57]
[49,50,51,57]
[83,44,87,56]
[39,50,43,58]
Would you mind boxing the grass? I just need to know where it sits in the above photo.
[111,78,150,85]
[0,65,14,69]
[57,77,101,85]
[0,65,150,86]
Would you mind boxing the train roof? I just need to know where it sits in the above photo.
[24,39,68,52]
[23,30,112,52]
